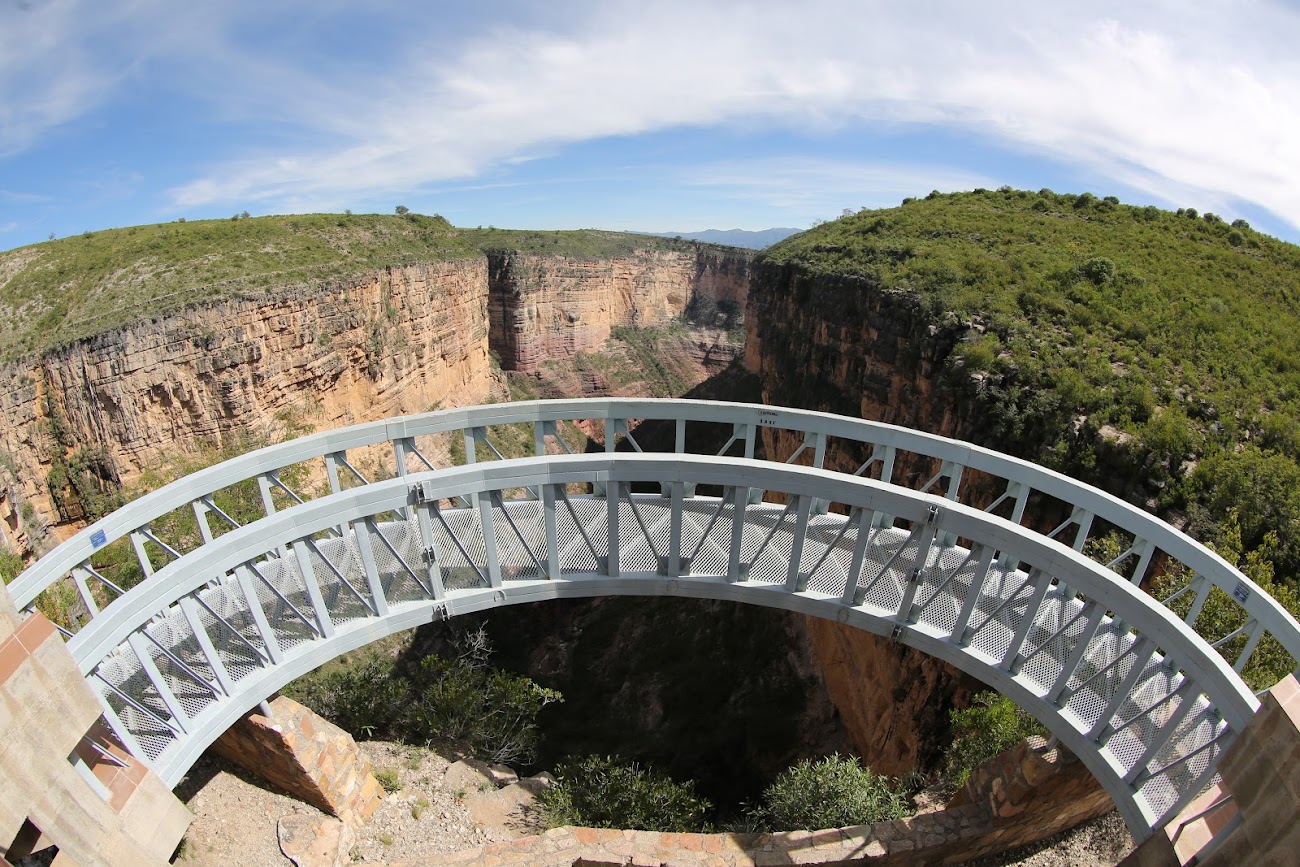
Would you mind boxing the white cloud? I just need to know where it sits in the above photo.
[0,221,18,233]
[5,2,1300,229]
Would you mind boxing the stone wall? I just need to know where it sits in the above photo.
[211,695,384,829]
[427,736,1113,867]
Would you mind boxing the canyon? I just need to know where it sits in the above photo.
[0,222,1031,799]
[0,244,749,550]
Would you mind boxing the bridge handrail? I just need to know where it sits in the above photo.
[72,453,1257,836]
[14,399,1300,680]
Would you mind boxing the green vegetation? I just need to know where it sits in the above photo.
[283,626,561,765]
[1154,514,1300,691]
[0,548,23,584]
[372,768,403,793]
[943,691,1046,789]
[538,755,713,832]
[0,214,710,362]
[766,188,1300,603]
[538,752,911,833]
[757,754,911,830]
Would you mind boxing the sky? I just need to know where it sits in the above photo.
[3,0,1300,251]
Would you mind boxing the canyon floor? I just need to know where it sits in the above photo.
[172,743,1133,866]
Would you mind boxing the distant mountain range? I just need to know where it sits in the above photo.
[647,228,803,249]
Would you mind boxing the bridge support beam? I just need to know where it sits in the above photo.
[211,696,385,829]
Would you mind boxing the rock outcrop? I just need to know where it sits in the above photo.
[488,249,748,372]
[744,260,985,772]
[1,260,492,531]
[0,246,749,552]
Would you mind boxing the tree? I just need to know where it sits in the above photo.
[395,205,410,215]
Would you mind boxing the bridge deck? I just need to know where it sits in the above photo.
[88,484,1221,836]
[11,399,1297,843]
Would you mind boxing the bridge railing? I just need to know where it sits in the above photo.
[12,399,1300,690]
[70,454,1256,837]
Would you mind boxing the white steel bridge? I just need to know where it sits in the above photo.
[10,399,1300,842]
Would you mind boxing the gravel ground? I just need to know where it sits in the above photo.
[173,741,535,866]
[174,744,1133,866]
[956,811,1135,866]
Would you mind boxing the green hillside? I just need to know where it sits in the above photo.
[766,188,1300,578]
[0,213,698,362]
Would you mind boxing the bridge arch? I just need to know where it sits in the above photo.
[10,400,1300,844]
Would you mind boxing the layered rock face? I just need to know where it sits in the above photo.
[488,249,749,371]
[745,259,981,773]
[0,261,492,529]
[0,246,749,548]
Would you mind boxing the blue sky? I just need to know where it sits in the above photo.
[3,1,1300,251]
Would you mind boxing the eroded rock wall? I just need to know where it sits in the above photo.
[488,248,749,372]
[745,259,984,772]
[1,260,493,531]
[0,246,749,549]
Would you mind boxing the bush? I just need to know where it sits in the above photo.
[283,626,561,765]
[944,691,1045,788]
[402,650,562,765]
[0,548,23,584]
[282,649,409,739]
[759,754,909,830]
[538,755,712,832]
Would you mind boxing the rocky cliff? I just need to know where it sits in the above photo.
[744,259,980,774]
[0,244,750,555]
[488,248,748,371]
[0,260,492,531]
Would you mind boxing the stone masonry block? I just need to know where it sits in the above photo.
[211,695,383,829]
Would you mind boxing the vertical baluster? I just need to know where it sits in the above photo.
[952,545,997,642]
[72,565,99,617]
[291,541,336,639]
[126,633,190,734]
[605,481,621,577]
[840,508,876,605]
[728,485,748,583]
[480,491,503,588]
[234,565,284,665]
[178,596,237,696]
[411,499,447,601]
[1087,638,1155,741]
[896,509,940,621]
[350,519,393,615]
[784,495,814,592]
[325,452,344,494]
[542,484,560,579]
[1129,538,1155,586]
[1001,569,1053,670]
[129,529,156,579]
[192,500,215,545]
[666,481,684,576]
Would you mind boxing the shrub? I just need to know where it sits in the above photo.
[284,627,561,765]
[759,754,910,830]
[944,691,1045,788]
[0,548,23,584]
[401,651,562,765]
[283,650,409,739]
[538,755,711,832]
[373,768,402,793]
[1154,513,1300,690]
